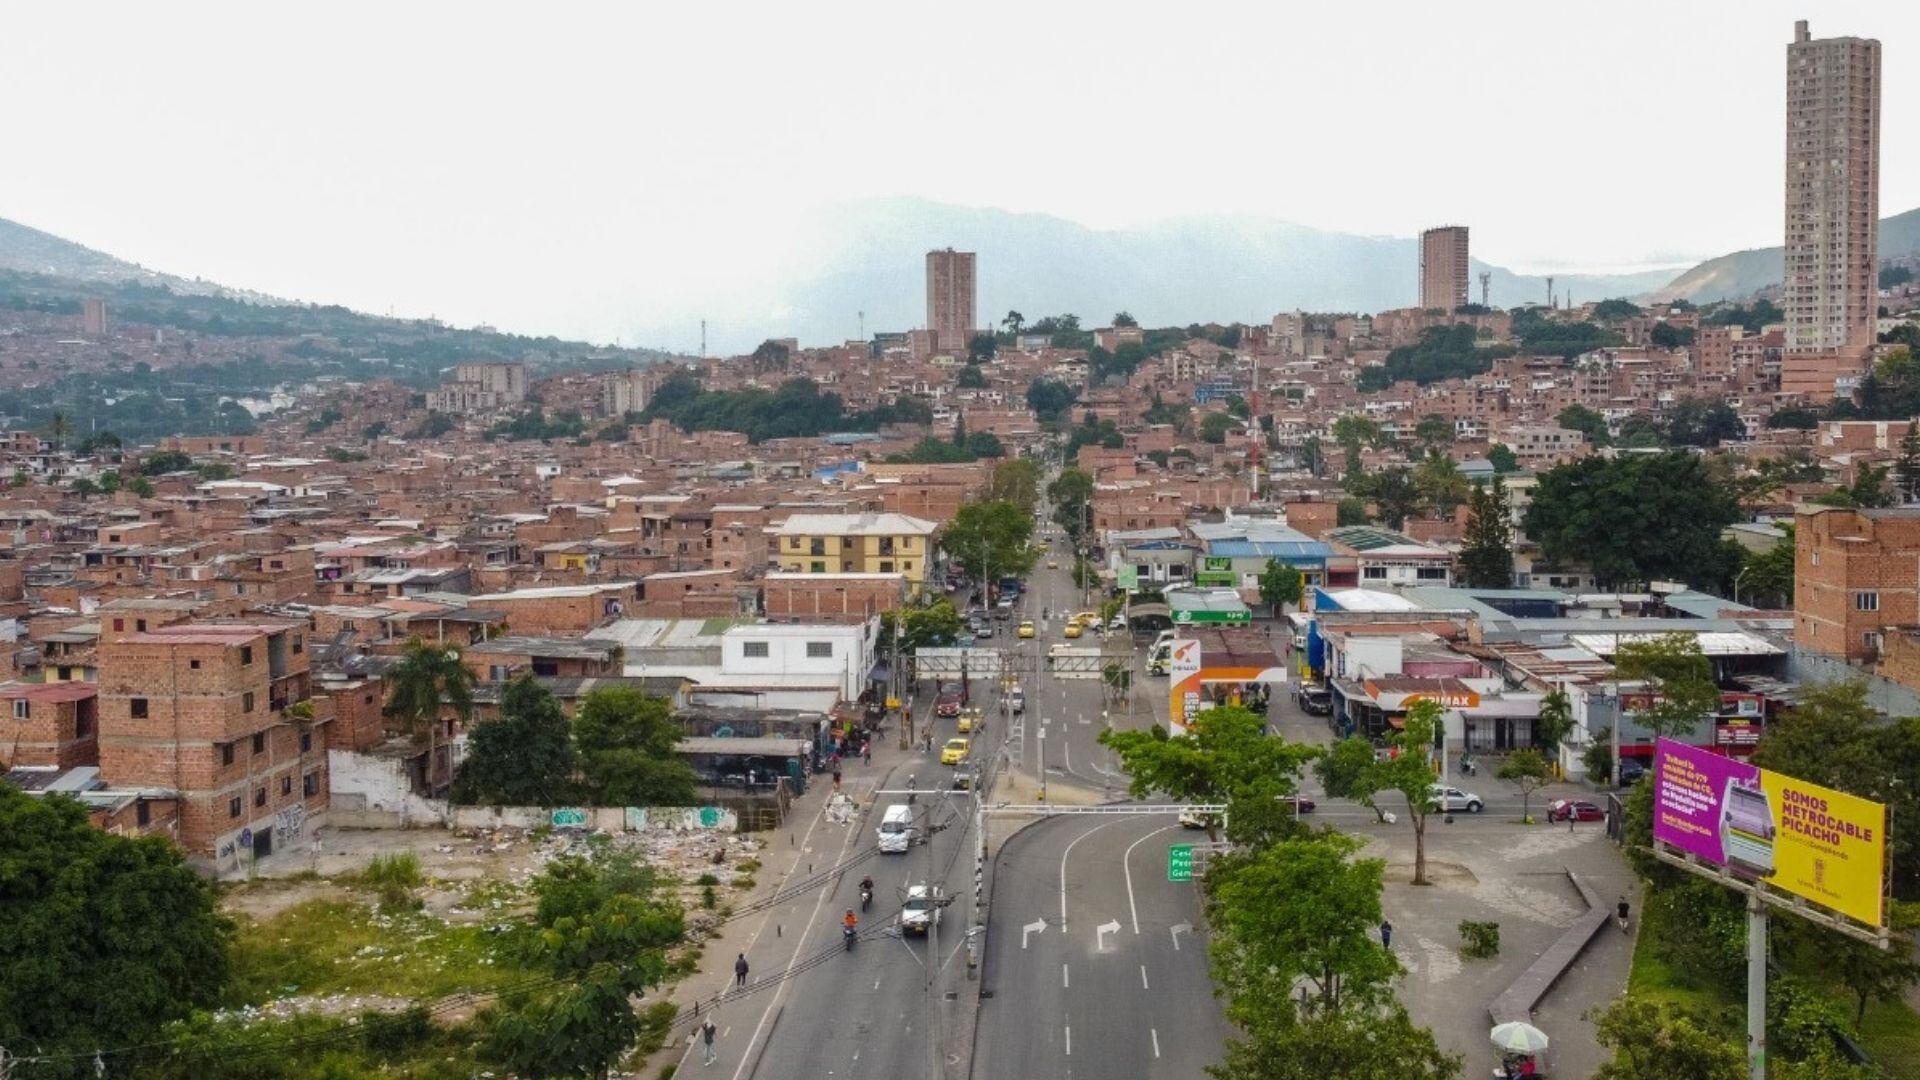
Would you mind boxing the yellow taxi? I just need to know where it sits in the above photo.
[957,708,981,734]
[1018,620,1036,639]
[1063,622,1083,639]
[1070,611,1100,628]
[1046,558,1059,569]
[940,737,972,765]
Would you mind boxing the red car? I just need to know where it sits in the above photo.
[934,682,965,718]
[1548,799,1604,823]
[1283,794,1317,814]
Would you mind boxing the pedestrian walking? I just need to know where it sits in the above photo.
[1569,808,1577,834]
[862,740,872,766]
[701,1018,718,1065]
[734,952,749,987]
[1379,919,1393,950]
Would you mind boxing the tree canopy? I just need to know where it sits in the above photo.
[1522,452,1741,590]
[941,499,1037,582]
[1026,377,1077,421]
[453,676,580,806]
[0,785,232,1067]
[1357,324,1511,390]
[574,686,698,807]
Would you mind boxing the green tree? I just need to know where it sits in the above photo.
[1497,748,1551,823]
[1298,435,1326,477]
[1201,411,1236,444]
[0,785,232,1067]
[383,638,476,796]
[955,364,988,389]
[128,475,155,498]
[1335,496,1369,527]
[1361,699,1444,885]
[1257,558,1304,616]
[1593,298,1644,321]
[44,409,71,451]
[1412,453,1469,518]
[1458,477,1513,588]
[1556,403,1611,446]
[140,449,194,474]
[1897,421,1920,504]
[1111,310,1139,328]
[986,457,1040,511]
[1315,736,1378,801]
[1049,468,1095,542]
[1208,833,1398,1018]
[1099,706,1317,842]
[1614,634,1720,740]
[1331,414,1381,461]
[455,676,580,806]
[1026,377,1077,421]
[1523,452,1741,590]
[1649,321,1695,348]
[1535,689,1574,758]
[1487,443,1519,473]
[1665,397,1746,448]
[881,596,966,652]
[1766,406,1821,430]
[1412,413,1453,453]
[1590,998,1744,1080]
[1365,466,1420,530]
[1210,1002,1460,1080]
[1739,525,1794,608]
[1002,310,1025,335]
[574,686,697,807]
[967,333,997,363]
[69,475,99,497]
[943,499,1036,582]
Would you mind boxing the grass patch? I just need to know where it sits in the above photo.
[1856,995,1920,1075]
[1625,928,1732,1015]
[224,897,541,1006]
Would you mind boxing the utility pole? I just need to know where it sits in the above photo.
[925,800,942,1080]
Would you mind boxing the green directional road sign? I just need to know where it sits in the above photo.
[1168,844,1194,883]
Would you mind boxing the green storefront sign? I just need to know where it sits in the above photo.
[1194,555,1236,587]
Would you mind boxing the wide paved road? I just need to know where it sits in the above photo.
[976,813,1228,1078]
[707,753,981,1080]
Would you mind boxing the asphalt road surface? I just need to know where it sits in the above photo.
[704,754,980,1080]
[976,813,1228,1079]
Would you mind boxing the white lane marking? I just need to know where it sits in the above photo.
[1140,965,1150,989]
[1122,825,1177,934]
[1151,1028,1161,1058]
[1062,963,1070,988]
[1060,819,1124,924]
[1065,1025,1072,1056]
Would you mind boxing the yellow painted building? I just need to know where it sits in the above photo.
[773,513,938,591]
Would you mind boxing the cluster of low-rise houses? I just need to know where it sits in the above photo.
[5,260,1920,876]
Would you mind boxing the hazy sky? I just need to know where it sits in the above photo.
[2,0,1912,351]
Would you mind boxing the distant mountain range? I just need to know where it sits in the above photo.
[615,198,1681,351]
[1651,206,1920,305]
[7,199,1916,358]
[0,216,276,303]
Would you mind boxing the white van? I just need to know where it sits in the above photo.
[877,804,915,853]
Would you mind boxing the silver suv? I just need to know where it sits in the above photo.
[1427,784,1484,814]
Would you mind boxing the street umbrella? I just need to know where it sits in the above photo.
[1489,1021,1550,1055]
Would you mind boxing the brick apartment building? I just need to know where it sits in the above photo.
[96,622,329,863]
[1794,506,1920,662]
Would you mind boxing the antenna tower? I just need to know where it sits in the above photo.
[1546,277,1555,309]
[1478,272,1491,308]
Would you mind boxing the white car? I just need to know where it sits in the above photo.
[1428,784,1484,813]
[901,883,943,935]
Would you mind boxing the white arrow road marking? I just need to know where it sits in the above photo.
[1170,922,1193,951]
[1096,919,1121,951]
[1023,919,1046,949]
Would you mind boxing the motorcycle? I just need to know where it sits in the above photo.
[860,884,873,912]
[844,925,858,952]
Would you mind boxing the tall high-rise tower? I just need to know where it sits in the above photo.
[925,248,977,352]
[1419,226,1470,313]
[1784,19,1880,356]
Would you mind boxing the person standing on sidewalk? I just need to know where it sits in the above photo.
[1379,919,1393,950]
[701,1018,718,1065]
[733,952,749,988]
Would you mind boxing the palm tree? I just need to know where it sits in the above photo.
[384,638,476,797]
[44,411,70,453]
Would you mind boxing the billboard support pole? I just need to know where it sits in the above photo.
[1746,884,1767,1080]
